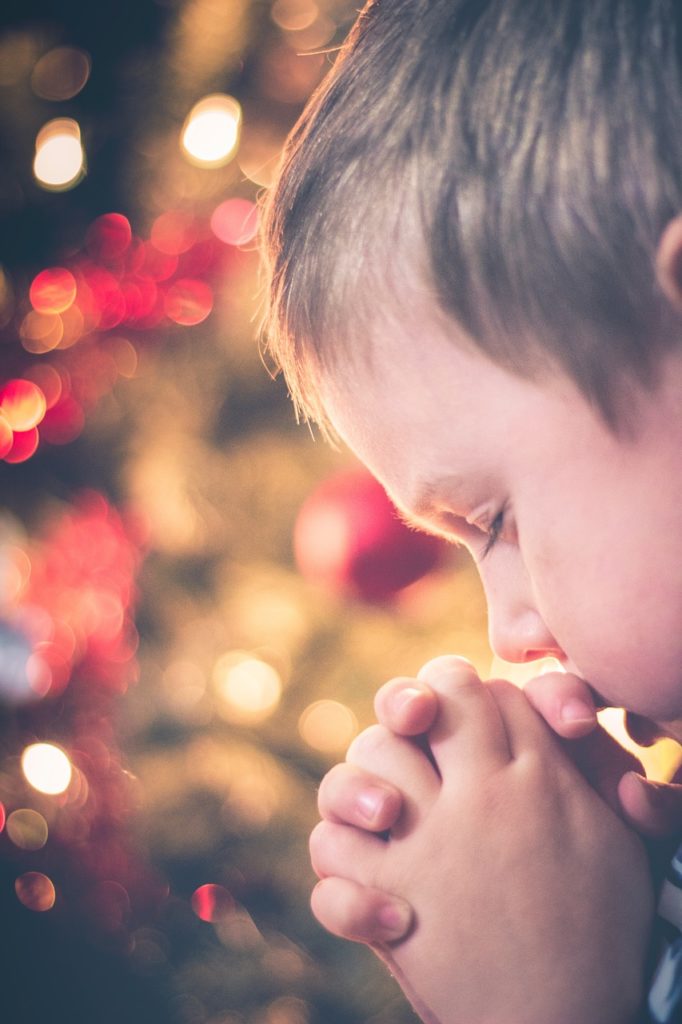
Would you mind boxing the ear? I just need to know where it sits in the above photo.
[655,215,682,312]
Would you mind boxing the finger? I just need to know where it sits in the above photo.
[618,772,682,838]
[346,724,439,831]
[318,762,402,832]
[523,672,598,738]
[374,677,439,736]
[563,728,643,812]
[311,876,413,944]
[486,678,561,759]
[417,655,511,776]
[309,819,385,881]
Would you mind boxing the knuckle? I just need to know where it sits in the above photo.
[417,655,480,691]
[308,820,331,874]
[346,723,391,766]
[317,762,350,814]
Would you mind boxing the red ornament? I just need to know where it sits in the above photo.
[294,468,444,602]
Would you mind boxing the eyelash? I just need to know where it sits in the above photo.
[480,506,506,559]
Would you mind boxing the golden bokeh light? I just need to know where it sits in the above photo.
[30,267,77,315]
[298,700,358,754]
[0,380,47,432]
[213,652,282,724]
[21,742,73,795]
[33,118,85,190]
[20,310,64,354]
[31,46,91,101]
[15,871,56,912]
[6,808,49,850]
[181,94,241,168]
[271,0,319,32]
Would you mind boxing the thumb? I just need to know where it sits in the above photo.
[523,672,598,738]
[618,771,682,838]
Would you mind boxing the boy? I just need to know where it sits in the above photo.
[261,0,682,1019]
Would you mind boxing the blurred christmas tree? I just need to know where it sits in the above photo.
[0,1,496,1022]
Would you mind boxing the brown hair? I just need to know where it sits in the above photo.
[262,0,682,429]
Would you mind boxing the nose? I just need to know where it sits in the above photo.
[478,548,564,664]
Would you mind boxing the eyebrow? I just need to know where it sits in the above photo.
[393,474,468,536]
[407,474,467,518]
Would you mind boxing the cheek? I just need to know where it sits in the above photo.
[530,543,682,720]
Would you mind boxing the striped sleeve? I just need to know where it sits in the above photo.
[646,843,682,1023]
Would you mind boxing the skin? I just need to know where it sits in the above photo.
[311,658,653,1024]
[307,226,682,1020]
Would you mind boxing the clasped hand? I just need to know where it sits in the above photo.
[310,657,659,1024]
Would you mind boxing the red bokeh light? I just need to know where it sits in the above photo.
[0,379,47,431]
[4,427,40,464]
[294,468,444,602]
[86,213,133,263]
[150,210,197,256]
[24,364,64,410]
[40,395,85,445]
[0,414,13,458]
[29,267,77,315]
[137,241,178,282]
[191,883,234,923]
[210,197,259,246]
[164,278,213,325]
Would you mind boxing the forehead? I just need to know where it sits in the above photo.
[319,313,570,507]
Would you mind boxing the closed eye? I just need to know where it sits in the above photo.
[393,505,465,546]
[480,508,505,559]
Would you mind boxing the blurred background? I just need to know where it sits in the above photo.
[0,2,488,1021]
[0,2,677,1022]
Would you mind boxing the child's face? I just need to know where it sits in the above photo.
[319,315,682,737]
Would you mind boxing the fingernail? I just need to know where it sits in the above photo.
[634,774,667,808]
[560,699,596,724]
[357,787,389,824]
[378,899,413,939]
[393,686,426,713]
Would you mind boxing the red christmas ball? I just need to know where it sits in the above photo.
[294,468,444,602]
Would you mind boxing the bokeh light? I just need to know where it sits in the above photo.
[0,380,47,431]
[298,700,358,754]
[150,211,197,256]
[271,0,320,31]
[164,278,213,326]
[15,871,56,912]
[33,118,85,191]
[31,46,91,101]
[213,652,282,724]
[191,883,234,923]
[21,742,73,795]
[86,213,133,262]
[210,198,258,247]
[6,808,49,850]
[4,427,40,464]
[20,310,64,354]
[30,267,77,314]
[0,415,13,458]
[181,94,241,167]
